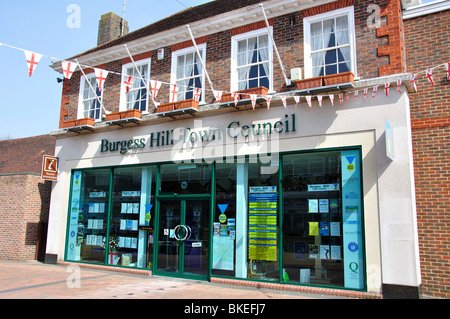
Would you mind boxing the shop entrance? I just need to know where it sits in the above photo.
[155,198,210,279]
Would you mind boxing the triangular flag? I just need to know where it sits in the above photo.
[61,61,77,80]
[232,92,239,107]
[124,76,134,93]
[150,80,162,99]
[306,96,312,109]
[193,87,201,103]
[250,94,257,110]
[213,90,223,103]
[169,84,179,103]
[24,50,42,77]
[94,68,109,91]
[145,204,153,213]
[329,94,334,106]
[264,95,271,110]
[426,68,434,85]
[293,96,300,109]
[364,88,369,101]
[281,96,287,108]
[372,85,378,98]
[410,73,417,91]
[345,93,349,101]
[354,90,359,101]
[397,78,402,93]
[446,63,450,80]
[384,82,390,97]
[218,204,228,214]
[317,95,323,107]
[339,93,344,106]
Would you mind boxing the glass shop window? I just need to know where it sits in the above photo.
[159,163,211,194]
[281,149,364,289]
[66,169,110,264]
[108,166,155,268]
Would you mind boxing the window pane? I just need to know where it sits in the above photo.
[325,64,337,75]
[159,163,211,194]
[336,15,348,31]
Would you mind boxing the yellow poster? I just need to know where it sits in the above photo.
[309,222,319,236]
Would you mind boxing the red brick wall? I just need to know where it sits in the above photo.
[405,10,450,298]
[59,0,402,128]
[0,174,52,261]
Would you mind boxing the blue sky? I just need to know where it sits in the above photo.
[0,0,213,139]
[0,0,438,139]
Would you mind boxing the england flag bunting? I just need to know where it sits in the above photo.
[193,87,201,103]
[94,68,109,91]
[410,74,417,91]
[293,96,300,109]
[384,82,390,97]
[123,76,134,93]
[213,90,223,103]
[354,90,359,100]
[250,94,257,110]
[281,96,287,108]
[150,80,162,99]
[446,63,450,80]
[372,85,378,98]
[317,95,323,107]
[363,88,369,101]
[264,95,272,110]
[306,96,312,109]
[426,68,434,86]
[169,84,179,103]
[61,61,77,80]
[24,50,42,77]
[339,93,344,106]
[329,94,334,106]
[397,78,402,93]
[232,92,239,107]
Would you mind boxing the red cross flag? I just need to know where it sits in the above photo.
[213,90,223,103]
[250,94,257,110]
[61,61,77,80]
[317,95,323,107]
[232,92,239,107]
[281,96,287,108]
[306,96,312,109]
[363,88,369,101]
[264,95,272,110]
[372,85,378,98]
[124,76,134,93]
[24,50,42,77]
[446,63,450,80]
[339,93,344,106]
[94,68,109,91]
[329,94,335,106]
[150,80,162,99]
[293,96,300,109]
[410,74,417,91]
[354,90,359,101]
[384,82,390,97]
[170,84,179,103]
[397,78,402,93]
[426,68,434,86]
[193,87,202,103]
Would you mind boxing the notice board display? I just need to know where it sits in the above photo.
[248,186,277,261]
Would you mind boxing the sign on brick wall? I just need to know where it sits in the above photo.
[41,155,59,181]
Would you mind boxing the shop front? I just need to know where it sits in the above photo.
[47,90,420,295]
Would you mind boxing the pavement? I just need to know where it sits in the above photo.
[0,260,342,300]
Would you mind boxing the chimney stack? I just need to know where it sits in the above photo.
[97,12,129,46]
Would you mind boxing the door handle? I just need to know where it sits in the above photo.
[173,225,189,241]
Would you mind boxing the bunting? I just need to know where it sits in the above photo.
[0,42,449,113]
[61,61,77,80]
[24,50,42,77]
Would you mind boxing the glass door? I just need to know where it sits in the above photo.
[156,199,210,279]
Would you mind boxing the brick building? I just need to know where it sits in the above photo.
[0,135,55,261]
[403,0,450,299]
[44,0,448,298]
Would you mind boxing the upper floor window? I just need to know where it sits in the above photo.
[231,28,273,92]
[171,44,205,102]
[304,7,357,78]
[79,73,102,121]
[121,59,151,112]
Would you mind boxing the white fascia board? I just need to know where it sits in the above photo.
[51,0,335,73]
[403,0,450,19]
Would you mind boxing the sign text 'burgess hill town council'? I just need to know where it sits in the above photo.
[100,114,296,155]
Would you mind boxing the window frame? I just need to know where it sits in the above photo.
[170,44,207,104]
[119,58,151,113]
[78,72,103,121]
[230,27,274,93]
[303,6,357,79]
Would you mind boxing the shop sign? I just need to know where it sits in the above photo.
[41,155,59,181]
